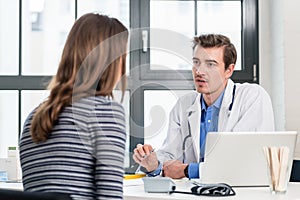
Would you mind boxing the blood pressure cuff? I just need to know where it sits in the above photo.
[191,183,236,196]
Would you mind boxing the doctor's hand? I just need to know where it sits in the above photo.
[162,160,187,179]
[133,144,159,172]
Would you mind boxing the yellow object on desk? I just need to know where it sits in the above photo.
[124,174,146,180]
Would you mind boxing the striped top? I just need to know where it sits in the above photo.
[19,96,126,200]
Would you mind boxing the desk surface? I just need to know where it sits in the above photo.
[0,182,23,190]
[1,180,300,200]
[124,179,300,200]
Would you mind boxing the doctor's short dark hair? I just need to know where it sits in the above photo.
[193,34,237,70]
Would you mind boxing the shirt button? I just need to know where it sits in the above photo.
[208,120,211,123]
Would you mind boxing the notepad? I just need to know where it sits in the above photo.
[123,178,144,187]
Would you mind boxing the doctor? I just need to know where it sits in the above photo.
[133,34,275,179]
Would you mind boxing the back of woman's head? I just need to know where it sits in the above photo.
[55,13,128,99]
[31,13,128,143]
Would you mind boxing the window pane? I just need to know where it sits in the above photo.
[21,90,49,132]
[150,0,194,38]
[22,0,75,75]
[113,90,130,168]
[77,0,130,75]
[150,0,194,70]
[197,1,242,70]
[0,0,19,75]
[144,90,191,149]
[77,0,129,28]
[0,91,18,158]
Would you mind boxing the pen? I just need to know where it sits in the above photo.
[135,148,155,174]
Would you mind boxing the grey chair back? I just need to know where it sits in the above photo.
[0,189,72,200]
[290,160,300,182]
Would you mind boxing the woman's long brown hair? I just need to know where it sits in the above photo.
[30,13,128,143]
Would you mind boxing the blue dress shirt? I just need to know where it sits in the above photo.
[188,91,225,178]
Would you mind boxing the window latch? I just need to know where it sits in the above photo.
[253,64,257,82]
[142,30,148,53]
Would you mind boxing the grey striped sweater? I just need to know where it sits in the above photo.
[19,96,126,199]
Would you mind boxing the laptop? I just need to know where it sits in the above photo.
[198,131,298,187]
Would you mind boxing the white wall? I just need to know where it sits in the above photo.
[283,0,300,160]
[259,0,300,159]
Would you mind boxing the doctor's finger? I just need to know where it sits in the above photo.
[133,148,145,159]
[142,144,153,155]
[133,154,142,164]
[136,144,147,157]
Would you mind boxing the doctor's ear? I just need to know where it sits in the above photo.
[225,64,235,79]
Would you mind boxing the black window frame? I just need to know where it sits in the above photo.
[127,0,258,170]
[0,0,258,171]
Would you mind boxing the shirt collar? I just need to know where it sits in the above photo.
[201,90,225,111]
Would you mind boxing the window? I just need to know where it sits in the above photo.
[0,0,19,75]
[0,0,131,160]
[22,0,75,75]
[128,0,258,171]
[139,0,257,81]
[0,0,258,170]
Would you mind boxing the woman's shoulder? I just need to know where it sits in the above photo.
[74,96,125,121]
[79,96,122,106]
[73,96,123,111]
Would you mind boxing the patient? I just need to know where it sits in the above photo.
[19,13,128,199]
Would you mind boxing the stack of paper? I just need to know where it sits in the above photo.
[0,147,22,182]
[263,146,290,192]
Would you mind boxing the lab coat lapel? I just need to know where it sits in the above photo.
[218,79,234,131]
[187,94,201,162]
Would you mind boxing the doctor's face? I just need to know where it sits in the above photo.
[192,45,233,98]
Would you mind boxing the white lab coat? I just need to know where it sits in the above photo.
[156,79,275,164]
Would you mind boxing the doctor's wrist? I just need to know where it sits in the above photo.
[146,161,162,177]
[184,164,189,178]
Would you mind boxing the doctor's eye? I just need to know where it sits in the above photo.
[192,59,200,67]
[206,62,217,68]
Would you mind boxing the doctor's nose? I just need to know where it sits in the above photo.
[193,65,205,75]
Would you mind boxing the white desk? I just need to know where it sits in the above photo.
[0,182,23,190]
[124,179,300,200]
[1,180,300,200]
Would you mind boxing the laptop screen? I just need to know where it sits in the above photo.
[199,131,298,187]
